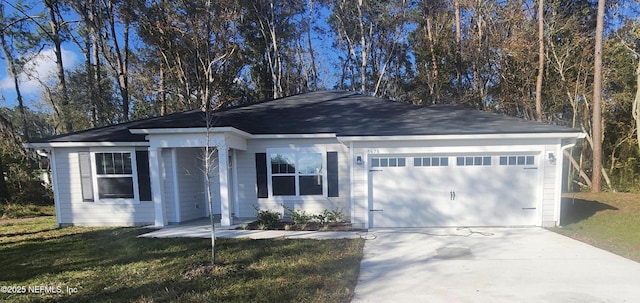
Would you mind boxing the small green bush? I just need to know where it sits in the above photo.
[253,206,282,228]
[322,208,344,223]
[282,205,344,225]
[282,204,314,224]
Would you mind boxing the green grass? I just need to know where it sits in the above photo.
[0,216,365,303]
[551,192,640,263]
[0,204,56,219]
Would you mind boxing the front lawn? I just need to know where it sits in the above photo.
[0,204,55,219]
[0,216,365,303]
[552,192,640,263]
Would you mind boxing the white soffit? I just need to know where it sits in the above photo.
[337,132,586,143]
[130,127,252,138]
[25,141,150,148]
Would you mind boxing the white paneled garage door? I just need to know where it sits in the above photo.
[369,154,539,227]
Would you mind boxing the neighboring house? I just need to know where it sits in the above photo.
[27,91,584,228]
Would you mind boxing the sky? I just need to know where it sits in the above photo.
[1,1,637,112]
[0,0,83,110]
[0,3,339,112]
[0,47,80,109]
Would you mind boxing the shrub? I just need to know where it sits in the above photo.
[282,204,314,224]
[282,205,345,225]
[253,205,282,228]
[322,208,344,223]
[314,209,345,224]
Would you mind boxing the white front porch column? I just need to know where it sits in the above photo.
[217,146,232,226]
[149,147,167,227]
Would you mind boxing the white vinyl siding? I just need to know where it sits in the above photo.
[48,136,567,228]
[161,149,177,223]
[234,138,351,220]
[542,145,559,226]
[53,148,155,226]
[176,148,208,222]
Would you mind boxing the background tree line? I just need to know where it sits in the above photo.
[1,0,639,205]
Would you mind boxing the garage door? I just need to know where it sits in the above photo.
[369,154,539,227]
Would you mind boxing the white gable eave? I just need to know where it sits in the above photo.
[130,126,253,139]
[131,127,337,140]
[251,133,337,139]
[24,141,150,148]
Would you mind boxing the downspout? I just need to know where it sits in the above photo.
[555,137,582,227]
[40,148,62,227]
[349,140,355,228]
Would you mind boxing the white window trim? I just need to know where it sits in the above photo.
[266,147,327,199]
[370,157,407,168]
[90,148,140,204]
[498,155,536,166]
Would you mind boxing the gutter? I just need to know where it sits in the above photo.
[555,138,580,227]
[337,132,585,143]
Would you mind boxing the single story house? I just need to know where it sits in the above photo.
[27,91,584,229]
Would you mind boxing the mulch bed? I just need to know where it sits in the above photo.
[238,221,355,231]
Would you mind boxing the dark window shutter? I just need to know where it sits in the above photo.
[136,151,152,201]
[78,152,94,202]
[327,152,339,197]
[255,153,268,198]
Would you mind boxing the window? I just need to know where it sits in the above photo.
[80,150,151,203]
[270,152,323,196]
[456,156,491,166]
[371,157,406,168]
[499,155,535,166]
[414,157,449,167]
[257,151,338,198]
[94,152,134,199]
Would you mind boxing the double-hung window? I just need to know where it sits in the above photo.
[94,152,135,200]
[79,149,151,203]
[269,151,324,196]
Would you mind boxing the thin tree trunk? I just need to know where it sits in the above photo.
[103,0,130,121]
[454,0,462,95]
[426,15,440,104]
[535,0,544,122]
[92,27,103,125]
[85,35,96,128]
[0,32,29,140]
[87,1,100,127]
[254,3,279,99]
[269,0,283,98]
[160,62,167,116]
[633,58,640,151]
[306,0,317,91]
[357,0,367,94]
[591,0,605,192]
[45,0,71,133]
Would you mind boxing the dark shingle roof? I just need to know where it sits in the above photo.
[31,91,580,143]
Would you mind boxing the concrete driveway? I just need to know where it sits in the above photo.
[352,227,640,303]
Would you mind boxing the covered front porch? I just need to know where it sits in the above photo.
[132,128,251,227]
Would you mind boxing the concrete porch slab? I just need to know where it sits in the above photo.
[138,219,363,240]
